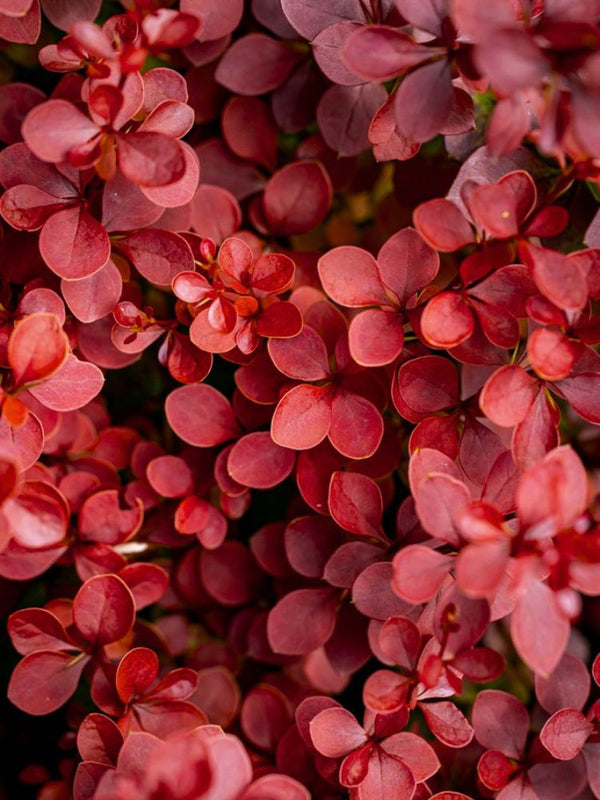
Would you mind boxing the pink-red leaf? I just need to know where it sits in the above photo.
[271,384,332,451]
[540,709,593,761]
[39,206,110,280]
[227,432,295,489]
[166,384,240,446]
[309,707,367,758]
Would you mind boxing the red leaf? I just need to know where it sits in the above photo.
[413,198,474,252]
[516,446,588,533]
[309,706,367,757]
[263,161,332,235]
[0,0,40,44]
[540,709,593,761]
[378,616,421,670]
[392,545,452,604]
[8,312,68,386]
[554,372,600,424]
[252,253,295,294]
[222,97,277,170]
[349,309,404,367]
[329,390,383,460]
[511,582,570,677]
[271,384,333,451]
[146,456,193,499]
[40,0,101,31]
[117,133,186,188]
[377,227,439,304]
[73,574,136,646]
[227,431,295,489]
[535,653,591,714]
[39,206,110,280]
[242,774,310,800]
[472,690,529,758]
[420,702,474,747]
[476,28,549,94]
[8,650,88,715]
[363,670,409,714]
[279,0,365,40]
[284,515,344,578]
[61,260,123,324]
[256,301,303,338]
[318,246,387,307]
[369,94,420,162]
[200,541,263,606]
[240,685,292,752]
[116,647,158,703]
[119,563,169,610]
[190,184,242,244]
[28,354,104,412]
[393,356,459,422]
[118,229,194,286]
[8,608,73,655]
[414,473,470,545]
[317,83,388,157]
[421,292,475,348]
[393,60,455,142]
[342,25,434,81]
[4,483,68,549]
[512,390,559,472]
[140,142,199,208]
[477,750,515,791]
[77,713,124,765]
[328,471,383,538]
[521,242,588,312]
[313,21,365,86]
[181,0,243,40]
[479,365,538,427]
[353,562,414,620]
[79,490,143,545]
[165,384,240,447]
[0,185,66,231]
[22,99,99,163]
[358,749,415,800]
[382,731,440,782]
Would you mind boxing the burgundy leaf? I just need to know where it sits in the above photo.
[215,34,301,95]
[263,161,332,235]
[317,83,388,157]
[267,588,338,655]
[72,574,135,646]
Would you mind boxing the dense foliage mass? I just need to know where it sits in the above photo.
[0,1,600,798]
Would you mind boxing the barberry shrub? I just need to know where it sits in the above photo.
[0,1,600,799]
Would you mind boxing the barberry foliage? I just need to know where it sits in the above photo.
[0,2,600,799]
